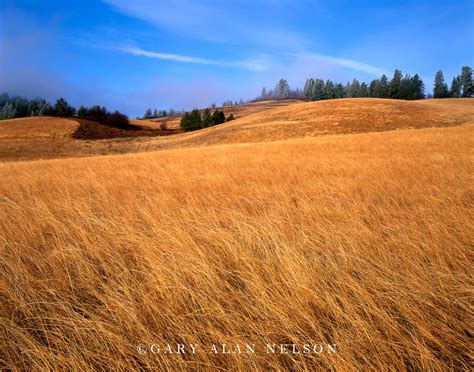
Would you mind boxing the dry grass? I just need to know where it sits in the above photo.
[145,99,304,130]
[167,98,474,146]
[2,98,473,162]
[1,123,472,370]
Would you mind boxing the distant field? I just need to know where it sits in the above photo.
[144,99,305,130]
[0,98,473,369]
[0,98,473,161]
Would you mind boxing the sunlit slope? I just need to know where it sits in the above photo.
[145,99,304,130]
[1,124,472,370]
[1,98,473,161]
[161,98,474,147]
[0,117,81,161]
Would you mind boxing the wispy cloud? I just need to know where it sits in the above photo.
[103,0,311,51]
[284,52,389,77]
[114,46,268,71]
[315,55,389,76]
[119,46,218,65]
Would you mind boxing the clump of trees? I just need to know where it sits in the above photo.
[54,98,76,117]
[143,108,181,119]
[222,99,245,107]
[433,66,472,98]
[0,93,131,129]
[180,108,229,132]
[259,70,426,102]
[77,105,131,129]
[257,66,472,102]
[0,93,53,119]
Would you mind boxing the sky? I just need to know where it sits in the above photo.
[1,0,473,117]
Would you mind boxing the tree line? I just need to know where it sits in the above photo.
[180,108,234,132]
[143,99,246,120]
[222,99,245,107]
[258,66,472,101]
[0,93,53,119]
[0,93,131,129]
[143,108,183,120]
[433,67,472,98]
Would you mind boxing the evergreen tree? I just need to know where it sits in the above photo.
[312,79,326,100]
[460,66,473,97]
[369,79,379,97]
[227,114,235,122]
[433,70,449,98]
[55,98,74,117]
[212,110,226,125]
[325,80,335,99]
[379,74,390,98]
[0,102,17,119]
[274,79,290,99]
[334,83,346,99]
[144,108,152,119]
[189,109,202,130]
[303,78,315,99]
[399,74,413,100]
[347,79,360,98]
[77,106,88,118]
[153,109,158,118]
[411,74,425,100]
[449,76,462,98]
[344,82,351,97]
[261,87,267,99]
[180,112,192,131]
[37,101,51,116]
[88,105,108,122]
[359,82,368,97]
[202,108,212,128]
[390,70,402,99]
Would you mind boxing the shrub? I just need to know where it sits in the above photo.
[227,114,235,122]
[212,110,226,125]
[106,111,130,129]
[78,105,130,129]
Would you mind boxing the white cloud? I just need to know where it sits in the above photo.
[114,46,268,71]
[315,55,389,76]
[284,52,389,77]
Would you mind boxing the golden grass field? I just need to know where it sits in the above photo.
[0,98,473,369]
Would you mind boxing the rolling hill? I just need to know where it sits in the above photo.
[144,99,305,130]
[0,98,473,161]
[1,98,473,370]
[1,122,472,370]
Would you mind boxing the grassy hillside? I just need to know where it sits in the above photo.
[0,98,473,161]
[1,123,472,369]
[145,99,305,130]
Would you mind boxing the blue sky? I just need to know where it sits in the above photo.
[1,0,473,116]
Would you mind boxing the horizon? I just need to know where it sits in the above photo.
[1,0,473,117]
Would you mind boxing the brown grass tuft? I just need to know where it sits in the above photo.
[1,123,472,369]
